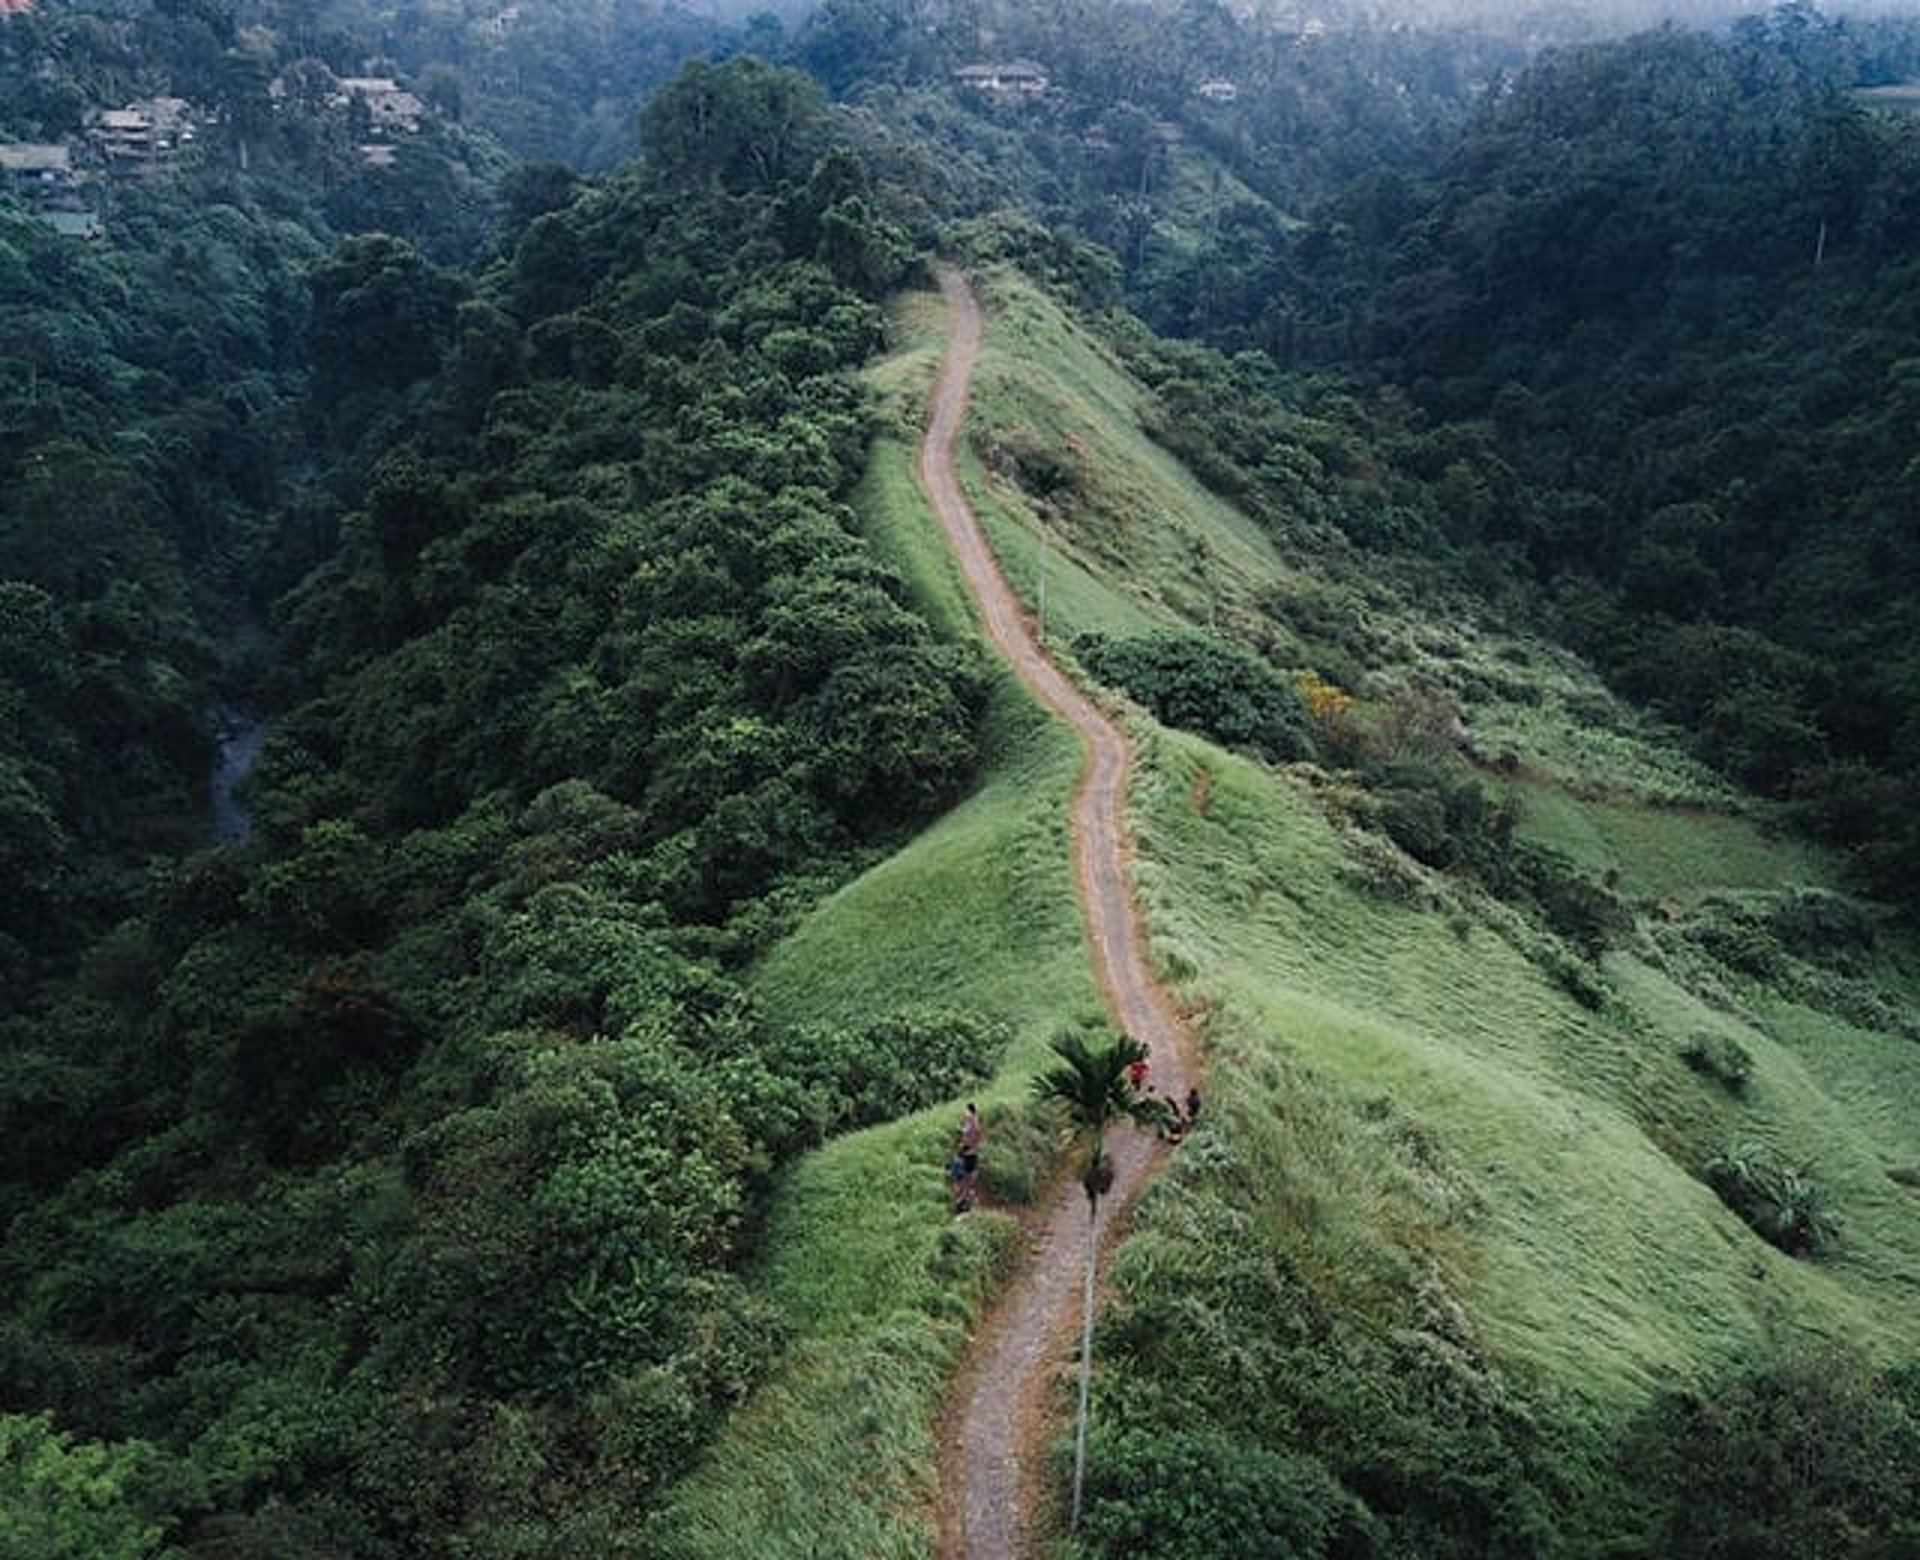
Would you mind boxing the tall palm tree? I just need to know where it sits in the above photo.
[1030,1024,1162,1533]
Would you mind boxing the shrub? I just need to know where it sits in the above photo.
[0,1413,164,1560]
[1516,845,1627,958]
[1364,759,1520,886]
[1076,631,1316,763]
[1680,1033,1752,1096]
[1368,769,1455,868]
[1546,950,1608,1010]
[1683,899,1781,977]
[1625,1348,1920,1559]
[1077,1427,1372,1559]
[981,423,1079,498]
[1359,762,1633,966]
[1766,889,1874,971]
[767,1008,1007,1137]
[1702,1142,1837,1256]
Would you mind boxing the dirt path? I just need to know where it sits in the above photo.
[921,271,1195,1558]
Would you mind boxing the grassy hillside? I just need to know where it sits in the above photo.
[656,292,1101,1559]
[958,264,1919,1339]
[663,268,1920,1554]
[1136,731,1920,1385]
[966,271,1920,1549]
[962,266,1314,644]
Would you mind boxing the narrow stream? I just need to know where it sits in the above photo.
[209,706,270,844]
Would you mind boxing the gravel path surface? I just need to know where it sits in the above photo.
[920,269,1196,1560]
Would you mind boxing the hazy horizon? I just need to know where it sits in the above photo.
[691,0,1920,39]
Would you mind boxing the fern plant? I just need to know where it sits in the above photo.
[1704,1142,1838,1257]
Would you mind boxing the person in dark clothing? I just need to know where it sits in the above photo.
[947,1101,984,1209]
[946,1151,973,1213]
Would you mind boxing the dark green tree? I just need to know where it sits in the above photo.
[640,57,827,194]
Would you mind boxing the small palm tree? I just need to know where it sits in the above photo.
[1030,1024,1162,1532]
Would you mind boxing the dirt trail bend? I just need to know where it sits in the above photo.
[921,271,1194,1558]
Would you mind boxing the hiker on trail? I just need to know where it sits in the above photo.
[1157,1093,1186,1144]
[956,1102,983,1199]
[946,1150,973,1214]
[1185,1085,1202,1124]
[1127,1049,1150,1094]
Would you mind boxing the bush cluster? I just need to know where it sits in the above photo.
[0,59,991,1557]
[766,1009,1007,1137]
[1075,630,1316,764]
[1681,1033,1753,1096]
[1078,1427,1369,1559]
[1703,1142,1838,1257]
[1624,1349,1920,1559]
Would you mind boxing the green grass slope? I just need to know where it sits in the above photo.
[656,291,1103,1559]
[663,267,1920,1553]
[961,266,1315,645]
[1135,733,1920,1396]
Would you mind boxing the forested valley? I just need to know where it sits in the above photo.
[4,1,1919,1555]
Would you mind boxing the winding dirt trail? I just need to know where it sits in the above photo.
[920,271,1196,1558]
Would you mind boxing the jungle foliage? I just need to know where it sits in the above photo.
[825,0,1920,914]
[1160,11,1920,912]
[1075,628,1317,764]
[0,49,991,1556]
[0,0,521,994]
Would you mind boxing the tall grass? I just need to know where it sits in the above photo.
[657,292,1104,1558]
[665,269,1920,1554]
[1056,724,1920,1551]
[1134,732,1920,1404]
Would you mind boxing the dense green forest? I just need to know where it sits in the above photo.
[1270,12,1920,910]
[0,0,730,167]
[0,0,519,999]
[3,33,996,1552]
[4,0,1920,1553]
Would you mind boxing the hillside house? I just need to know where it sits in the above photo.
[0,141,73,192]
[0,142,100,236]
[89,97,197,171]
[333,77,425,134]
[0,0,37,16]
[1196,78,1239,103]
[955,60,1051,96]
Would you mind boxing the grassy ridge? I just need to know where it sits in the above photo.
[959,267,1312,646]
[940,271,1920,1529]
[658,294,1102,1558]
[667,268,1920,1551]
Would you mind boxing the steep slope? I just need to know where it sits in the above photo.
[968,271,1920,1554]
[667,265,1920,1555]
